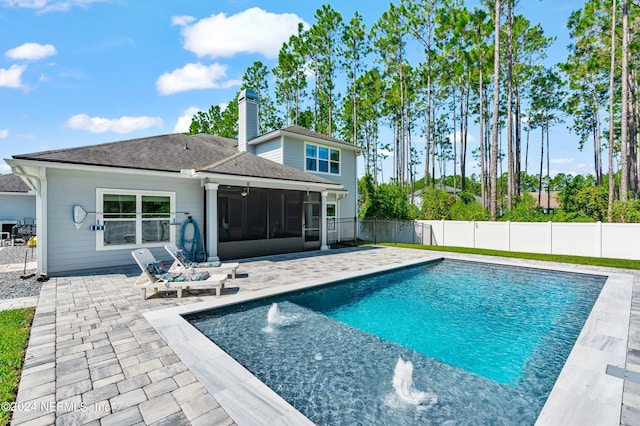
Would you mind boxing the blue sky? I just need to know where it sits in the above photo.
[0,0,591,180]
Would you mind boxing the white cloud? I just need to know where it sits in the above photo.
[447,131,476,144]
[173,106,201,133]
[156,62,241,95]
[0,129,8,138]
[64,114,163,133]
[171,15,195,26]
[0,163,11,174]
[0,0,47,7]
[0,0,108,13]
[0,64,26,88]
[6,43,56,60]
[176,7,307,59]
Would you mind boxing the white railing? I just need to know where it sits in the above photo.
[419,220,640,260]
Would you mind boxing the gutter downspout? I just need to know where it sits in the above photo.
[12,165,47,275]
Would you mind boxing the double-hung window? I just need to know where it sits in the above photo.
[305,143,340,175]
[97,189,174,250]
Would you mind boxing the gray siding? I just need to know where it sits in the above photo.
[255,139,282,164]
[45,168,204,274]
[281,136,305,170]
[0,193,35,221]
[337,149,358,218]
[282,136,358,219]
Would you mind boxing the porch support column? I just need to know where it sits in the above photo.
[321,191,329,250]
[204,183,220,261]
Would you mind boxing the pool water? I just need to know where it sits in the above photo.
[187,259,605,425]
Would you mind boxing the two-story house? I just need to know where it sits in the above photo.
[5,89,362,275]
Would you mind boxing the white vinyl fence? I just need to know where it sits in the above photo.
[420,220,640,260]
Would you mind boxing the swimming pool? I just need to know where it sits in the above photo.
[186,259,606,425]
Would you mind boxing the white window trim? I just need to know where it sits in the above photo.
[96,188,176,251]
[327,201,338,233]
[304,142,341,176]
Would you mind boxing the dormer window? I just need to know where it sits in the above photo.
[305,143,340,175]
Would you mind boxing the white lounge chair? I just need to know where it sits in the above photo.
[164,243,240,279]
[131,248,227,299]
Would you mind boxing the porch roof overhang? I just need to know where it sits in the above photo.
[6,159,347,195]
[181,169,346,194]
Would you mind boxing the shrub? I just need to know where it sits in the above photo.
[420,188,455,219]
[611,200,640,223]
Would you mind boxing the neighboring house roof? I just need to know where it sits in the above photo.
[11,133,336,185]
[0,173,31,193]
[250,125,364,151]
[528,191,560,209]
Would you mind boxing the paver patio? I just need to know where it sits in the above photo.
[5,246,640,425]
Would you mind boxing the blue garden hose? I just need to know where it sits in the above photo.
[180,217,205,262]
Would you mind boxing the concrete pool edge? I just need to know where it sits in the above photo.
[143,253,632,426]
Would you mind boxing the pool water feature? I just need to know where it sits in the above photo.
[186,259,605,425]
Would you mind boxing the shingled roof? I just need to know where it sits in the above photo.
[12,134,238,173]
[11,133,338,185]
[200,152,334,184]
[0,174,31,193]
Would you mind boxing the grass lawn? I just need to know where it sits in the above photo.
[0,307,34,426]
[379,243,640,270]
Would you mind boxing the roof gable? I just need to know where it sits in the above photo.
[250,125,363,151]
[0,174,30,193]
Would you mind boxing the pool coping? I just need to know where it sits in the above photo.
[144,253,633,425]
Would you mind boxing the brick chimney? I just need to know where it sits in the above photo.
[238,89,259,153]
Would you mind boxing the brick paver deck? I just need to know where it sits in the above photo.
[5,246,640,425]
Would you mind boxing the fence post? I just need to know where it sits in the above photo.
[374,218,377,245]
[472,220,476,248]
[595,221,602,258]
[354,217,358,247]
[412,220,415,244]
[395,220,398,244]
[548,221,553,254]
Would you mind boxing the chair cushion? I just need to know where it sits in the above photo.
[146,261,166,275]
[156,270,211,282]
[192,261,221,268]
[173,250,186,263]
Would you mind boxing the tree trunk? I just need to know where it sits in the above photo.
[538,124,544,207]
[490,0,501,220]
[621,0,629,201]
[546,118,551,212]
[515,84,522,196]
[480,60,486,208]
[506,0,514,211]
[608,0,617,220]
[453,88,458,196]
[461,85,469,193]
